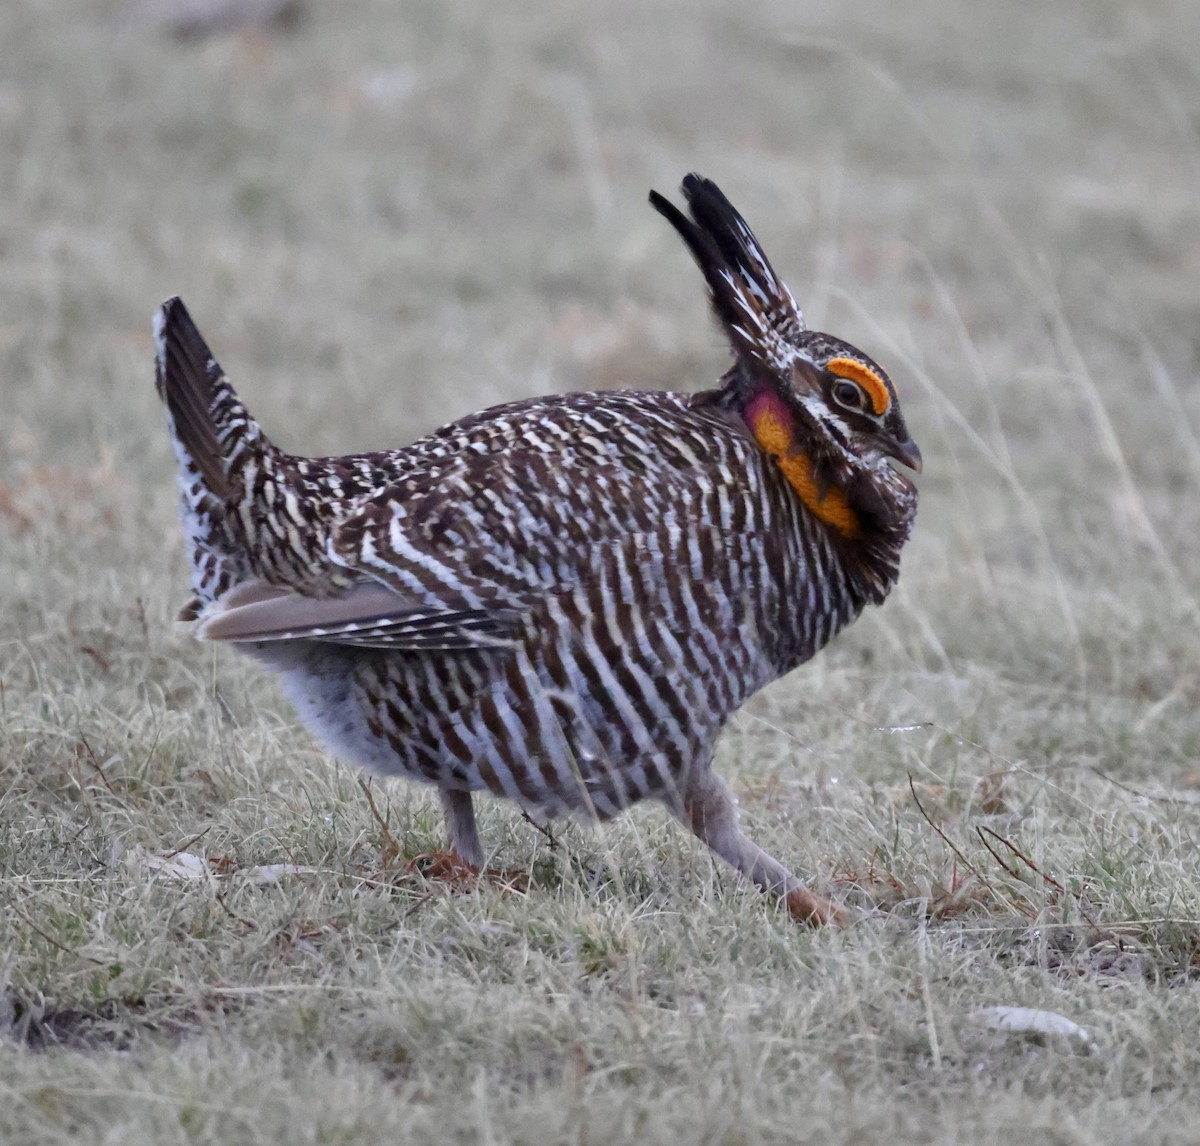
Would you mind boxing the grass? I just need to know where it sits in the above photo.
[3,1,1200,1141]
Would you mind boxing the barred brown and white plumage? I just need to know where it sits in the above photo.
[155,174,920,924]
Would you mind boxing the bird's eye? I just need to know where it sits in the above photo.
[832,380,862,409]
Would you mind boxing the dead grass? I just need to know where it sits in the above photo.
[4,1,1200,1142]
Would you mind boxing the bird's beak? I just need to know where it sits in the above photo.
[885,435,923,474]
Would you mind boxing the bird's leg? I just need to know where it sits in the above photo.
[437,788,484,870]
[410,792,484,883]
[677,770,850,926]
[409,790,527,892]
[409,789,528,893]
[409,789,482,882]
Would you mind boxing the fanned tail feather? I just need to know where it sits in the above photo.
[154,296,280,615]
[153,297,239,499]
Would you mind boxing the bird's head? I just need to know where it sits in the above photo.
[650,175,921,527]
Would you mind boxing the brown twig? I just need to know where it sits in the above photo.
[521,809,557,850]
[132,596,150,645]
[907,773,999,901]
[164,826,212,859]
[357,777,402,867]
[976,826,1064,893]
[908,776,971,870]
[976,825,1102,931]
[139,721,164,785]
[79,645,112,674]
[213,887,258,931]
[973,825,1021,879]
[5,900,108,966]
[1090,766,1184,806]
[77,735,115,794]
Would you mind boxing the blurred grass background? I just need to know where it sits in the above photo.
[3,2,1200,1143]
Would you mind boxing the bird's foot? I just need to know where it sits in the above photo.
[407,850,479,888]
[785,887,856,927]
[407,851,528,893]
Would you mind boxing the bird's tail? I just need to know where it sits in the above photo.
[154,296,277,617]
[154,296,273,501]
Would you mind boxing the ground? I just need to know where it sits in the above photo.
[3,2,1200,1143]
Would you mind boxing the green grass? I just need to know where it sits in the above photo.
[4,1,1200,1142]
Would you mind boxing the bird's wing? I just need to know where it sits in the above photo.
[329,427,746,607]
[194,577,521,649]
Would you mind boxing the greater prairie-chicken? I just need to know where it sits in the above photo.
[155,175,920,924]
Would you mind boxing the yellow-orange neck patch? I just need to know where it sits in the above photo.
[745,391,861,539]
[826,356,891,416]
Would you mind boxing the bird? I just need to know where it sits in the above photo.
[154,174,920,925]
